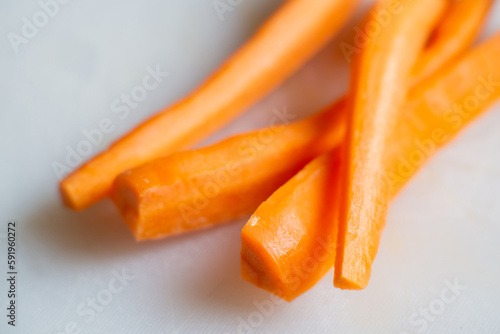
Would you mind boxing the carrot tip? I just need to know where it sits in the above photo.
[60,181,81,211]
[333,276,366,290]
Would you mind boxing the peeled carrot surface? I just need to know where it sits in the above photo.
[410,0,493,85]
[60,0,359,211]
[242,150,343,301]
[334,0,446,290]
[242,32,500,301]
[111,0,489,240]
[112,101,345,240]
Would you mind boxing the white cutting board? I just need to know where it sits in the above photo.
[1,0,499,333]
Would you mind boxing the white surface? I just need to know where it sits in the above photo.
[1,0,500,333]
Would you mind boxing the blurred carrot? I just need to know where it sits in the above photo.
[60,0,360,210]
[410,0,493,85]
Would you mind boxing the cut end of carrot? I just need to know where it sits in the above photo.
[240,152,342,301]
[333,223,379,291]
[111,173,143,240]
[333,275,367,290]
[111,161,240,241]
[241,210,339,301]
[241,227,293,302]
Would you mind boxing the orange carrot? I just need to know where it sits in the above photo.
[242,150,342,301]
[112,102,345,240]
[60,0,360,210]
[242,31,500,301]
[110,0,490,240]
[410,0,493,85]
[334,0,446,290]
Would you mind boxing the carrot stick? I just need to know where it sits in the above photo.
[410,0,493,85]
[112,102,345,240]
[334,0,447,290]
[242,150,342,302]
[241,32,500,301]
[111,0,489,240]
[59,0,360,210]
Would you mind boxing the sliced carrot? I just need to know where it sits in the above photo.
[111,0,490,240]
[242,150,342,301]
[386,32,500,195]
[67,0,484,213]
[242,32,500,301]
[334,0,447,290]
[410,0,493,85]
[59,0,360,210]
[112,101,345,240]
